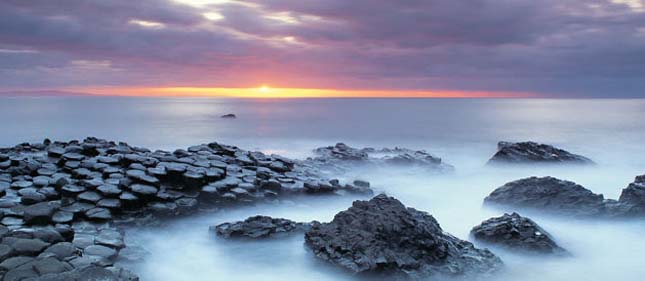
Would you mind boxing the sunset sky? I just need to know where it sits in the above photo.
[1,0,645,98]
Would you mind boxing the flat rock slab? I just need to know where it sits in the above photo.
[23,202,59,225]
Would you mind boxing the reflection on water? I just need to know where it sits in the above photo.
[2,97,645,280]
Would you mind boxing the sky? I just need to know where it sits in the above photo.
[1,0,645,98]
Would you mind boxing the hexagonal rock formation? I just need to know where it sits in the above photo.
[487,141,594,165]
[470,213,568,255]
[0,137,375,279]
[304,194,503,279]
[484,176,606,217]
[212,216,311,239]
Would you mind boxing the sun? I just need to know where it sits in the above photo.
[259,85,271,93]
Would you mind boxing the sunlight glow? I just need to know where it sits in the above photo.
[68,87,536,98]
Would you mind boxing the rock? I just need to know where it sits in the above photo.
[52,211,74,223]
[484,176,606,217]
[471,213,567,255]
[34,265,124,281]
[221,114,236,118]
[309,143,452,174]
[23,202,58,225]
[314,143,368,161]
[43,242,77,259]
[85,208,112,221]
[0,244,12,260]
[95,229,124,249]
[0,256,34,271]
[129,184,158,198]
[97,184,122,197]
[213,216,311,239]
[78,191,102,203]
[2,237,50,256]
[615,174,645,216]
[305,194,502,279]
[487,141,593,165]
[84,244,117,260]
[32,257,73,275]
[4,267,39,280]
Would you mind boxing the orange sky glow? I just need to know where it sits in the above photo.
[66,87,536,98]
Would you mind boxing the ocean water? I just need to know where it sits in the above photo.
[2,97,645,281]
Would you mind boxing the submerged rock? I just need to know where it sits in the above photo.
[471,213,568,255]
[304,194,502,279]
[484,176,606,217]
[487,141,593,165]
[212,216,311,239]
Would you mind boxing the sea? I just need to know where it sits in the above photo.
[1,97,645,281]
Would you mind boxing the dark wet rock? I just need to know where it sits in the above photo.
[471,213,567,255]
[34,265,124,281]
[484,176,606,217]
[2,237,50,256]
[0,244,12,260]
[84,244,118,260]
[0,256,34,271]
[4,267,39,281]
[95,230,124,249]
[126,169,159,186]
[97,199,121,209]
[32,257,73,275]
[85,208,112,221]
[78,191,102,203]
[221,113,236,118]
[129,184,158,198]
[603,173,645,217]
[213,216,311,239]
[97,184,122,197]
[23,202,59,225]
[487,141,593,165]
[305,194,502,279]
[43,242,77,259]
[61,184,86,197]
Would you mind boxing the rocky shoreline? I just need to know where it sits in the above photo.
[1,138,643,280]
[0,137,380,280]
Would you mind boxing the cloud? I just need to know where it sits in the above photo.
[0,0,645,96]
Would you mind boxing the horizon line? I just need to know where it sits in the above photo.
[1,87,539,98]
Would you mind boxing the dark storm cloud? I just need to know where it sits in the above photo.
[1,0,645,96]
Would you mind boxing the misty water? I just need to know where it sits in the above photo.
[2,97,645,280]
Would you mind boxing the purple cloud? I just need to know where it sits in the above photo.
[1,0,645,97]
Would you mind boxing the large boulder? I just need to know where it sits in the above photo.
[304,194,502,279]
[470,213,568,255]
[484,176,606,217]
[487,141,593,165]
[212,216,311,239]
